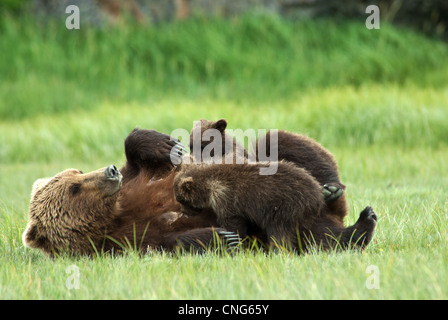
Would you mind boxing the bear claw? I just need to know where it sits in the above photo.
[175,142,189,154]
[173,142,188,156]
[170,142,188,164]
[217,230,241,251]
[348,206,377,250]
[359,206,378,222]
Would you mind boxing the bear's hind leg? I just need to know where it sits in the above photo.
[264,222,302,252]
[339,206,377,250]
[309,206,377,252]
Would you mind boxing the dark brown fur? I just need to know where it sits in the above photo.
[189,119,248,164]
[186,119,376,251]
[189,119,348,223]
[174,161,325,249]
[174,161,377,252]
[22,126,376,256]
[256,130,348,223]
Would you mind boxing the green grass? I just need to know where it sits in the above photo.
[2,12,448,119]
[1,14,448,299]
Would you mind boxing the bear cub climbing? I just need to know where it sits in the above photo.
[174,161,325,249]
[189,118,348,221]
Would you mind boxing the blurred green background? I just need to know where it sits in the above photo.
[1,0,448,164]
[1,0,448,299]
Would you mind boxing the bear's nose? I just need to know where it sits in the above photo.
[105,165,120,180]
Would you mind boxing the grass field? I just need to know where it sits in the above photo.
[1,13,448,300]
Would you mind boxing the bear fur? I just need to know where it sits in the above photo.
[174,161,377,252]
[22,125,376,256]
[23,167,122,255]
[22,129,234,256]
[174,161,326,249]
[189,119,248,164]
[189,118,348,222]
[255,129,348,223]
[184,118,377,251]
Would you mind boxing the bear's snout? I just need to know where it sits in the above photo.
[105,165,120,180]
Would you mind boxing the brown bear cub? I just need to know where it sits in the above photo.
[22,126,377,256]
[185,118,377,251]
[189,118,347,223]
[174,161,377,252]
[256,129,348,223]
[189,119,248,164]
[174,161,325,249]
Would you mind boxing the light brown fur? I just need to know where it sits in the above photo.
[23,168,121,256]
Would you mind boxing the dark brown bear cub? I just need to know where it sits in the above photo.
[189,119,248,164]
[174,161,325,249]
[189,118,348,222]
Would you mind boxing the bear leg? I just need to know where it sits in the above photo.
[308,206,377,252]
[264,222,301,252]
[338,206,377,250]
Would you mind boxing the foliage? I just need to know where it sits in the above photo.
[1,13,448,120]
[0,0,29,12]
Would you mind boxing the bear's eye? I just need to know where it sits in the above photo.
[71,183,81,195]
[78,170,83,174]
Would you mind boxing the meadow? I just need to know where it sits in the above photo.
[0,12,447,299]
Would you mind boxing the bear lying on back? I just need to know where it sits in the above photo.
[22,126,377,256]
[22,129,239,257]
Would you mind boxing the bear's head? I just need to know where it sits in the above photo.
[189,119,248,165]
[189,119,228,161]
[173,168,212,215]
[22,165,122,256]
[189,119,228,148]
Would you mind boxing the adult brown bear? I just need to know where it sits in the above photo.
[22,129,238,256]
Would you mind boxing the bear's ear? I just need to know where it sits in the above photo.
[179,177,194,193]
[22,223,41,249]
[213,119,227,133]
[22,223,52,255]
[31,177,51,198]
